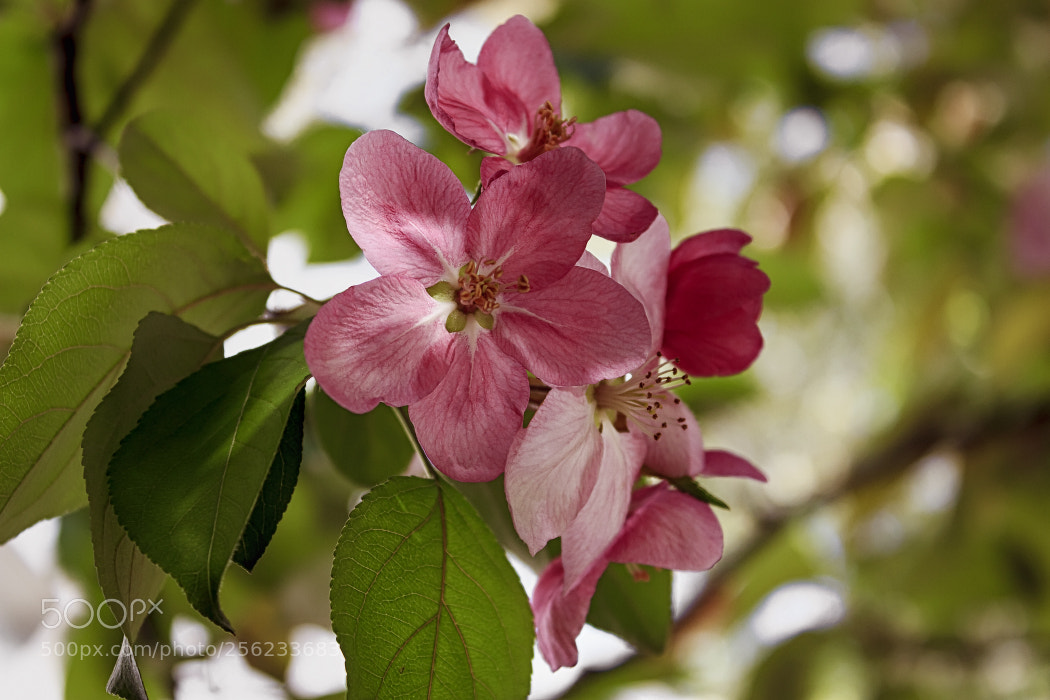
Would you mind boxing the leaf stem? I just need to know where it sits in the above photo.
[391,406,440,480]
[274,283,326,308]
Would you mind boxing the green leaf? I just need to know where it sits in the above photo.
[259,125,362,263]
[0,11,69,312]
[311,389,413,487]
[82,312,222,641]
[0,223,273,544]
[586,564,672,655]
[106,637,149,700]
[108,323,311,632]
[451,476,540,570]
[668,476,730,510]
[233,388,305,572]
[119,110,272,254]
[331,476,533,700]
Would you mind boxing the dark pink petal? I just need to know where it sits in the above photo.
[408,331,528,481]
[304,276,450,413]
[504,387,602,554]
[702,449,767,482]
[662,232,770,376]
[467,147,605,289]
[561,425,646,591]
[662,300,765,376]
[640,391,703,478]
[669,228,755,268]
[340,130,470,281]
[607,485,724,572]
[591,186,659,242]
[611,214,670,352]
[532,557,606,671]
[567,110,661,186]
[496,266,650,386]
[477,15,561,124]
[425,26,523,155]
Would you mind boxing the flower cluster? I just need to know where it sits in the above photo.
[304,15,770,670]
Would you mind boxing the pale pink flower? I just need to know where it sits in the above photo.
[504,216,767,589]
[532,481,725,671]
[304,129,650,481]
[425,15,661,242]
[532,452,763,670]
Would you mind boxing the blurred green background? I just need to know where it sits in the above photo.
[1,0,1049,698]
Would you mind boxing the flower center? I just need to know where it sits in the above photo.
[516,101,577,162]
[592,353,691,441]
[427,260,531,333]
[457,259,502,314]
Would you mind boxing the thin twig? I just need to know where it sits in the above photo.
[92,0,199,140]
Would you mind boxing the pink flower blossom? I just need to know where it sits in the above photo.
[308,1,353,33]
[1009,164,1050,279]
[304,129,650,481]
[531,482,726,671]
[504,216,768,589]
[425,15,661,242]
[662,229,771,376]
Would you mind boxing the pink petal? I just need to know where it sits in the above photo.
[340,130,469,281]
[495,266,650,386]
[532,557,606,671]
[477,15,562,125]
[425,26,523,155]
[640,390,704,478]
[561,425,646,591]
[504,387,602,555]
[591,186,659,242]
[611,214,670,352]
[702,449,767,482]
[607,485,724,572]
[408,331,528,481]
[567,110,661,186]
[304,276,450,413]
[467,147,605,289]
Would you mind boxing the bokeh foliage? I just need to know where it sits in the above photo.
[1,0,1049,698]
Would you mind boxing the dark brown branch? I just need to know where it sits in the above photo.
[51,0,199,245]
[52,0,93,243]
